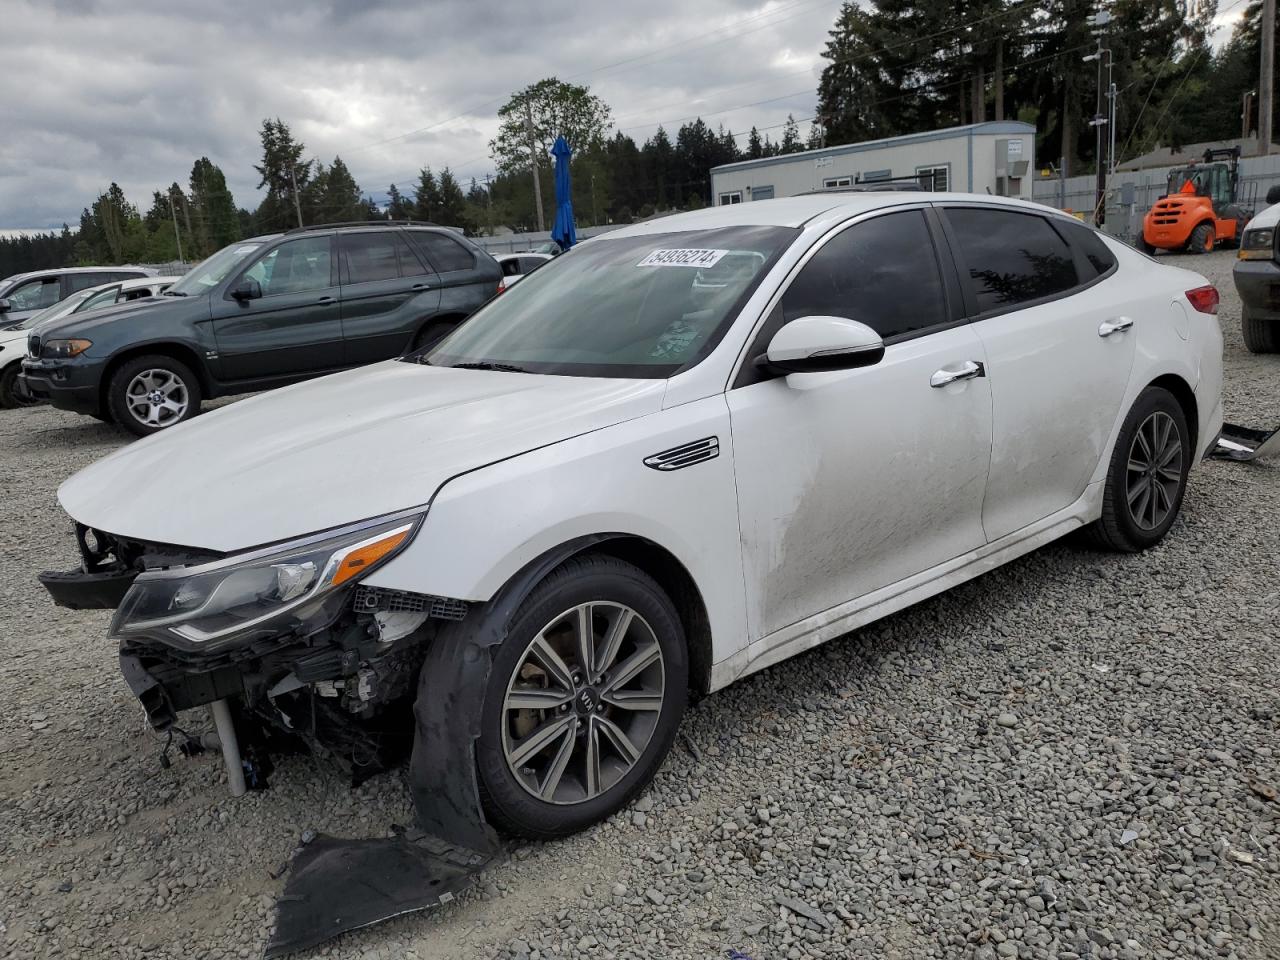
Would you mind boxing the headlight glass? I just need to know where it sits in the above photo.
[1239,228,1275,259]
[43,338,92,358]
[110,513,421,651]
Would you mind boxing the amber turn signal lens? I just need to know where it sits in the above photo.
[330,529,410,587]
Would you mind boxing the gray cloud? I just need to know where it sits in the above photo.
[0,0,833,231]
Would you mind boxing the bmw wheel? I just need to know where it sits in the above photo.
[476,555,687,838]
[107,354,203,438]
[1085,386,1189,552]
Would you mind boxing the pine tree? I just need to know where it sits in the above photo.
[437,168,468,229]
[253,118,310,230]
[188,158,239,255]
[386,183,413,220]
[413,168,442,222]
[779,115,803,154]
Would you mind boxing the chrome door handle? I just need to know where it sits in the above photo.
[1098,316,1133,337]
[930,360,984,388]
[317,295,334,303]
[412,283,431,290]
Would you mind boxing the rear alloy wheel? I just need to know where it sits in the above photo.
[477,556,687,839]
[1186,222,1215,255]
[1242,304,1280,354]
[1084,386,1189,552]
[0,363,40,409]
[108,354,202,438]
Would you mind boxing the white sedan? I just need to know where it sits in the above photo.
[1,275,177,407]
[43,194,1221,856]
[495,251,553,292]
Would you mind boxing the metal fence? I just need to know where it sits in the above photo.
[468,225,625,255]
[1032,154,1280,244]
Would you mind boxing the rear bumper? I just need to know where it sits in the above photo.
[1233,260,1280,319]
[19,357,104,415]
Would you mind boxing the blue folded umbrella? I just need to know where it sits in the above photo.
[550,135,576,252]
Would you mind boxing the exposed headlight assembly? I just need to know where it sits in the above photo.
[1238,228,1275,260]
[110,512,422,652]
[42,338,93,358]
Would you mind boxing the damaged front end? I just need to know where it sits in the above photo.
[39,511,506,956]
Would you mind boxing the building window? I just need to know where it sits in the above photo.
[822,176,852,188]
[718,191,743,205]
[751,185,775,201]
[916,164,950,191]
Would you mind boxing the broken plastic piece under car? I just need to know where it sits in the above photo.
[1211,422,1280,461]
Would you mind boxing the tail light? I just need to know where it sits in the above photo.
[495,280,506,295]
[1185,285,1219,315]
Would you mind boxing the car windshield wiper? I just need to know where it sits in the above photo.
[448,361,531,373]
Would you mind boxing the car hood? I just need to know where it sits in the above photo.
[1245,202,1280,232]
[36,296,181,340]
[59,360,667,552]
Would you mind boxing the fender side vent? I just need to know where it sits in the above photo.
[352,586,469,621]
[644,436,720,472]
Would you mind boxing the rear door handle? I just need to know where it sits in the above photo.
[412,282,431,291]
[317,295,335,303]
[1098,316,1133,337]
[930,360,985,388]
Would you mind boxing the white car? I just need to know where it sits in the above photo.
[0,275,178,408]
[41,194,1222,876]
[495,251,553,292]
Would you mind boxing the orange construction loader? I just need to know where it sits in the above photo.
[1139,147,1256,255]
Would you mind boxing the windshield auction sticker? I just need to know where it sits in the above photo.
[637,248,729,268]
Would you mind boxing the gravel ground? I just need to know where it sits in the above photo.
[1,250,1278,960]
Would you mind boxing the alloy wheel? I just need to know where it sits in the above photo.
[124,368,189,428]
[1125,410,1183,531]
[501,602,665,805]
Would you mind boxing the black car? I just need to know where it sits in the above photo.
[21,223,502,436]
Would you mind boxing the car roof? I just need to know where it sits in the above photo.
[0,265,155,285]
[604,192,1076,238]
[75,275,180,294]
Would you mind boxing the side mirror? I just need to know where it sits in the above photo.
[231,277,262,302]
[756,315,885,376]
[0,299,10,313]
[1267,185,1280,206]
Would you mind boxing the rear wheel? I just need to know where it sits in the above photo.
[1084,386,1189,553]
[1186,222,1215,255]
[107,354,202,438]
[1242,304,1280,354]
[476,556,687,839]
[0,364,39,409]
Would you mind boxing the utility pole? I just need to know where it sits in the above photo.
[484,173,493,237]
[1085,9,1112,225]
[591,172,599,227]
[1243,90,1257,141]
[289,163,304,228]
[168,192,184,263]
[524,104,545,233]
[1261,0,1275,155]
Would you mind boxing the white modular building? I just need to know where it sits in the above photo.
[709,121,1036,204]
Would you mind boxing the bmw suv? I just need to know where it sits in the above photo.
[20,223,501,436]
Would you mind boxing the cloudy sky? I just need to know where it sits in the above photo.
[0,0,836,232]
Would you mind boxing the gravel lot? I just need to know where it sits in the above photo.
[2,250,1278,960]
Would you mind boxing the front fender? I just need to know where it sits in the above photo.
[365,394,748,670]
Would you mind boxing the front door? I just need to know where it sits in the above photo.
[729,209,993,644]
[940,206,1137,541]
[210,235,343,382]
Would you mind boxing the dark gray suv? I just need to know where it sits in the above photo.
[21,223,502,436]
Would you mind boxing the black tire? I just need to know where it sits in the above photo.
[1084,386,1190,553]
[1241,304,1280,354]
[0,364,39,409]
[476,555,688,839]
[412,318,461,352]
[1186,222,1215,255]
[107,354,202,438]
[1136,235,1157,256]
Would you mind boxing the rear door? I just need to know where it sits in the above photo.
[939,205,1136,542]
[406,230,492,317]
[209,235,344,381]
[337,230,440,364]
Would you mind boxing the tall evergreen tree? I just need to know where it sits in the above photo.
[253,118,310,230]
[386,183,413,219]
[413,168,442,222]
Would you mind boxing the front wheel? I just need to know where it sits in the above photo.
[1084,386,1190,553]
[0,363,40,409]
[1242,304,1280,354]
[476,556,688,839]
[107,355,202,438]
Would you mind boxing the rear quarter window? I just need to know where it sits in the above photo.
[1054,219,1119,280]
[407,231,476,272]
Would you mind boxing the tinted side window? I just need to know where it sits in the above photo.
[945,208,1079,313]
[342,232,408,284]
[1056,219,1118,280]
[499,258,522,277]
[409,231,475,272]
[780,210,947,340]
[67,273,109,293]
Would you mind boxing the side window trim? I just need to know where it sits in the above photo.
[729,203,959,389]
[937,203,1094,321]
[226,235,336,300]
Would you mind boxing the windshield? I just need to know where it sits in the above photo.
[168,240,265,296]
[15,287,96,329]
[1168,168,1207,196]
[425,226,795,378]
